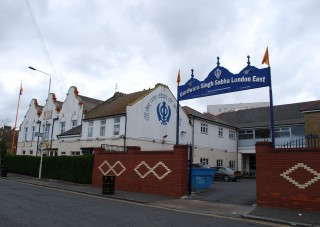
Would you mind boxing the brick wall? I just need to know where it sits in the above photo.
[304,112,320,136]
[256,142,320,211]
[92,145,188,197]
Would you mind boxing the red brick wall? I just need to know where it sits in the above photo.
[92,145,188,197]
[256,142,320,211]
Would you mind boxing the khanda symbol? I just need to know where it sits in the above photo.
[157,101,171,125]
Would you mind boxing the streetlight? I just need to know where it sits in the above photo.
[28,66,52,179]
[28,66,51,97]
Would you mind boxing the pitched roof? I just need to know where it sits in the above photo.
[182,106,235,128]
[300,100,320,112]
[78,95,104,112]
[57,125,82,138]
[83,88,154,120]
[216,101,317,128]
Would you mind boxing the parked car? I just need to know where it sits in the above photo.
[212,167,242,182]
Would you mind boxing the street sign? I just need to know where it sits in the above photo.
[35,132,44,137]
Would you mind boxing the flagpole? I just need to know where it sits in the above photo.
[176,70,180,145]
[268,66,275,148]
[11,82,22,154]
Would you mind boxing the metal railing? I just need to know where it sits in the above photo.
[276,134,319,148]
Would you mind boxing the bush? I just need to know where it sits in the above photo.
[4,155,94,184]
[0,141,7,165]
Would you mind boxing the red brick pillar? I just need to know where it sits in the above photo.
[255,141,272,207]
[173,144,189,196]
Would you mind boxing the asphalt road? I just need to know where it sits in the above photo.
[191,179,256,206]
[0,179,270,227]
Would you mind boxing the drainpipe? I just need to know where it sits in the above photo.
[236,129,239,171]
[50,117,59,155]
[124,114,127,150]
[36,120,41,156]
[191,117,195,163]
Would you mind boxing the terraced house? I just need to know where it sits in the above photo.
[17,83,238,169]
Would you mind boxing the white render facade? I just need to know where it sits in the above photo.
[17,83,239,170]
[17,86,102,156]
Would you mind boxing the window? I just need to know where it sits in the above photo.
[88,121,93,137]
[71,151,80,156]
[113,117,120,136]
[61,151,66,156]
[200,123,208,134]
[218,127,223,137]
[100,120,106,137]
[44,124,50,140]
[229,130,236,140]
[217,159,223,167]
[72,120,77,128]
[29,150,33,155]
[274,127,290,138]
[200,158,209,165]
[32,126,36,140]
[60,122,65,134]
[24,127,28,141]
[22,150,26,155]
[255,128,270,139]
[229,160,236,170]
[239,130,254,139]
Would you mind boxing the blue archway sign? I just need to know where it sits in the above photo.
[176,53,275,147]
[178,56,270,100]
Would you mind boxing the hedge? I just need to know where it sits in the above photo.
[4,155,94,184]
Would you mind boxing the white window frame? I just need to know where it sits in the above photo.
[239,129,254,139]
[32,126,36,141]
[72,120,77,128]
[229,160,236,170]
[60,121,65,134]
[44,124,50,140]
[24,127,28,141]
[200,158,209,165]
[200,123,208,134]
[88,121,94,137]
[100,120,106,137]
[113,117,120,136]
[218,127,223,138]
[229,130,236,140]
[274,127,291,138]
[217,159,223,167]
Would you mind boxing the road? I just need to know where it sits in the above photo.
[0,180,273,227]
[192,179,256,206]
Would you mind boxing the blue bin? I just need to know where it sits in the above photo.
[191,168,215,190]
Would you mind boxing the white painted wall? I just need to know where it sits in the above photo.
[58,86,83,135]
[126,85,191,149]
[17,99,42,155]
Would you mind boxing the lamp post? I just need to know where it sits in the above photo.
[28,66,52,179]
[28,66,51,98]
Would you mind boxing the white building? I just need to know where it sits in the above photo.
[17,83,239,170]
[17,86,103,156]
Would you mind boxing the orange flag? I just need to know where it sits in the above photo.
[19,82,23,95]
[177,69,181,84]
[261,47,270,66]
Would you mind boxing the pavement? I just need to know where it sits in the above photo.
[2,173,320,227]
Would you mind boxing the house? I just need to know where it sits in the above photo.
[16,86,103,156]
[216,100,318,175]
[182,106,238,168]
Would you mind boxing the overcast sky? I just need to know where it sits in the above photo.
[1,0,319,128]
